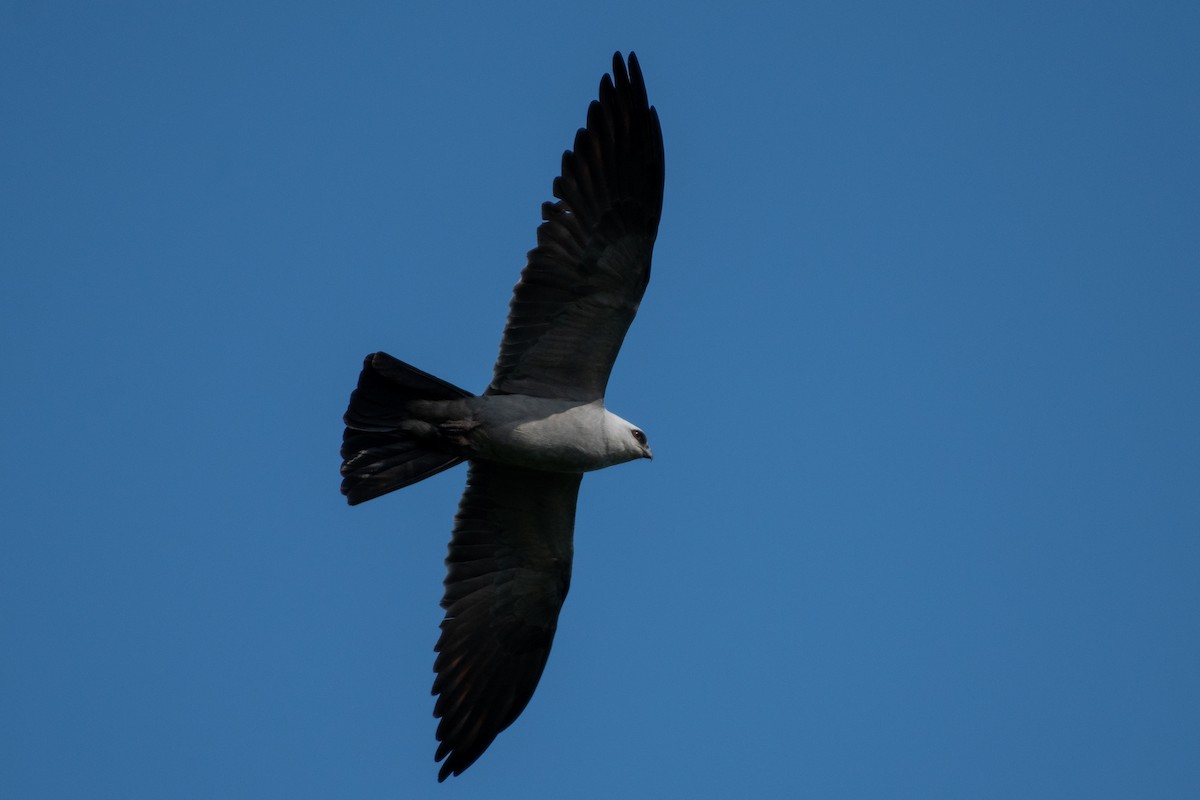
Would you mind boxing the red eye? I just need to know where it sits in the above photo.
[632,430,646,445]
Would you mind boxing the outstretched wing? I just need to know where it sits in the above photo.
[432,462,582,781]
[487,51,665,402]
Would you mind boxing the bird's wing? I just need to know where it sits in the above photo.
[487,51,665,402]
[432,461,582,781]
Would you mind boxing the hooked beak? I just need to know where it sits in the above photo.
[643,447,653,460]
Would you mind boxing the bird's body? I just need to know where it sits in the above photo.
[466,396,650,472]
[402,393,650,473]
[340,51,664,781]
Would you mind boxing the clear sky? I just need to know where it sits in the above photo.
[2,2,1198,798]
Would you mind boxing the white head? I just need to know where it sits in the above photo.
[603,410,653,463]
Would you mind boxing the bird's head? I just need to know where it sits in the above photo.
[628,425,653,461]
[602,410,652,463]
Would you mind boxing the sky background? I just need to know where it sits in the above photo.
[2,2,1198,798]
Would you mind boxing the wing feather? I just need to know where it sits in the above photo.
[432,462,581,781]
[487,52,664,401]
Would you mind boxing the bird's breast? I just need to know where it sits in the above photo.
[469,397,620,473]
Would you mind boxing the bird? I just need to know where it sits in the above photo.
[339,51,664,781]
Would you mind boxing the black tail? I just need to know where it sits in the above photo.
[341,352,473,505]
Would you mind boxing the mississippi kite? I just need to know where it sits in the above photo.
[340,52,665,781]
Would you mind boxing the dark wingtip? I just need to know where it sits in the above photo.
[609,51,641,91]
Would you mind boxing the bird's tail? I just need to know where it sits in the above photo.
[341,352,473,505]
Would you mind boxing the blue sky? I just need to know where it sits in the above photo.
[2,2,1198,797]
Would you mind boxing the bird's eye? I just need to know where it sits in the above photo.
[632,430,646,445]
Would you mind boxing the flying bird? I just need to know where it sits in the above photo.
[340,51,664,781]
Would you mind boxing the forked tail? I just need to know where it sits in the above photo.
[341,352,473,505]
